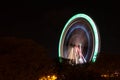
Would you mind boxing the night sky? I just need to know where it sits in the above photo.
[0,1,120,58]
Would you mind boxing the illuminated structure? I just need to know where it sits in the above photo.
[58,13,100,65]
[67,43,86,64]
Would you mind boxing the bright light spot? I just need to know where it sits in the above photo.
[51,75,57,80]
[47,76,50,78]
[39,75,57,80]
[101,74,109,78]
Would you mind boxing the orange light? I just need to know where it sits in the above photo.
[39,75,57,80]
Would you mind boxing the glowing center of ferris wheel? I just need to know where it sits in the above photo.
[58,13,100,64]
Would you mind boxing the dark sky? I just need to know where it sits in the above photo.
[0,1,120,57]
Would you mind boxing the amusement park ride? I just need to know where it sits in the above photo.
[58,13,100,65]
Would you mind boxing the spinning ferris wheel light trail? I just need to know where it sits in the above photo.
[58,13,100,65]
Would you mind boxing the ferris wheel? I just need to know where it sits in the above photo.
[58,13,100,65]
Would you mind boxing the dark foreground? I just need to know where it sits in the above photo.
[0,37,120,80]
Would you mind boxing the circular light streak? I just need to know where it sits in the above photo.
[58,13,100,64]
